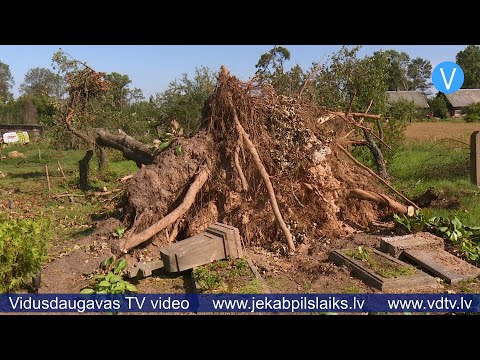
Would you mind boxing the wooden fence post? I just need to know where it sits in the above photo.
[471,131,480,186]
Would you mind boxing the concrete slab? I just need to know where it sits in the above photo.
[380,232,444,257]
[330,248,437,291]
[402,249,480,284]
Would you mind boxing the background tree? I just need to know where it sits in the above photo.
[456,45,480,88]
[155,66,216,134]
[255,46,306,95]
[0,61,14,103]
[375,50,432,92]
[20,67,65,98]
[105,72,143,108]
[427,93,448,119]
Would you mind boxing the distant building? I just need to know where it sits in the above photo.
[444,89,480,117]
[386,91,430,109]
[0,124,43,142]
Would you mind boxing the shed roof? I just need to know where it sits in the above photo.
[386,91,429,108]
[444,89,480,108]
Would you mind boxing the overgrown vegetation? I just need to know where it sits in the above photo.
[0,216,51,293]
[346,246,416,278]
[394,211,480,262]
[193,258,261,293]
[463,103,480,122]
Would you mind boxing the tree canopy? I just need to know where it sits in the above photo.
[20,67,65,98]
[456,45,480,88]
[0,61,14,103]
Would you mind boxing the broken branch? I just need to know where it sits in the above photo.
[336,144,419,209]
[347,188,414,216]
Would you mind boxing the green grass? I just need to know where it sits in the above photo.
[346,247,416,278]
[193,258,260,293]
[0,141,140,266]
[1,142,137,192]
[389,141,480,227]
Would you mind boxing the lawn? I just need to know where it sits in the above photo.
[390,123,480,227]
[0,141,138,256]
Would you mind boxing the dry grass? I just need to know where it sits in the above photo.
[405,122,480,143]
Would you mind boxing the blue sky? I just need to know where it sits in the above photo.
[0,45,467,98]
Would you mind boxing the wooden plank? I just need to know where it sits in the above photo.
[403,249,480,284]
[471,131,480,186]
[127,260,164,279]
[206,223,244,258]
[330,249,437,291]
[161,233,227,272]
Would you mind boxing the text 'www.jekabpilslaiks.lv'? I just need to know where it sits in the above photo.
[211,296,366,313]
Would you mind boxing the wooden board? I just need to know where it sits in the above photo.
[330,249,437,291]
[161,233,228,272]
[403,249,480,284]
[206,222,244,258]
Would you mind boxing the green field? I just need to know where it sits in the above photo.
[390,127,480,227]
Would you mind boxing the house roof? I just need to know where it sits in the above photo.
[386,91,429,108]
[444,89,480,108]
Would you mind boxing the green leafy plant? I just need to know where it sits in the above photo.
[394,211,480,262]
[81,256,136,294]
[112,226,125,238]
[155,120,184,156]
[0,216,51,293]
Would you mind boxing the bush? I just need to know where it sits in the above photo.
[464,103,480,122]
[0,216,51,293]
[428,94,448,119]
[465,114,480,122]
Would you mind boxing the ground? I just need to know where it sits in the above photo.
[2,121,480,312]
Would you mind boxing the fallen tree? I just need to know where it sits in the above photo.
[58,64,418,257]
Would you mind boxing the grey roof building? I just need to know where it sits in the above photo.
[386,91,430,108]
[444,89,480,117]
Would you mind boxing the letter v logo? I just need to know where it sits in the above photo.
[432,62,464,94]
[440,67,456,91]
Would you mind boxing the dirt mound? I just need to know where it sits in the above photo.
[113,67,395,256]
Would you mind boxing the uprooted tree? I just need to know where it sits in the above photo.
[57,56,419,255]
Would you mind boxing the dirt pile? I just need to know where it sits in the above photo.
[115,67,393,255]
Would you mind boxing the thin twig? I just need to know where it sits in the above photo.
[45,165,51,191]
[291,184,305,208]
[57,161,66,178]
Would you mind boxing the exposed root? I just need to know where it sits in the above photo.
[120,161,212,252]
[228,94,295,252]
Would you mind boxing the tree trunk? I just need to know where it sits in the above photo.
[95,129,154,167]
[79,150,94,190]
[362,128,388,179]
[376,119,384,142]
[97,146,108,175]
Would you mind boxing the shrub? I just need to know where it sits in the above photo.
[463,102,480,122]
[0,216,51,293]
[428,94,448,119]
